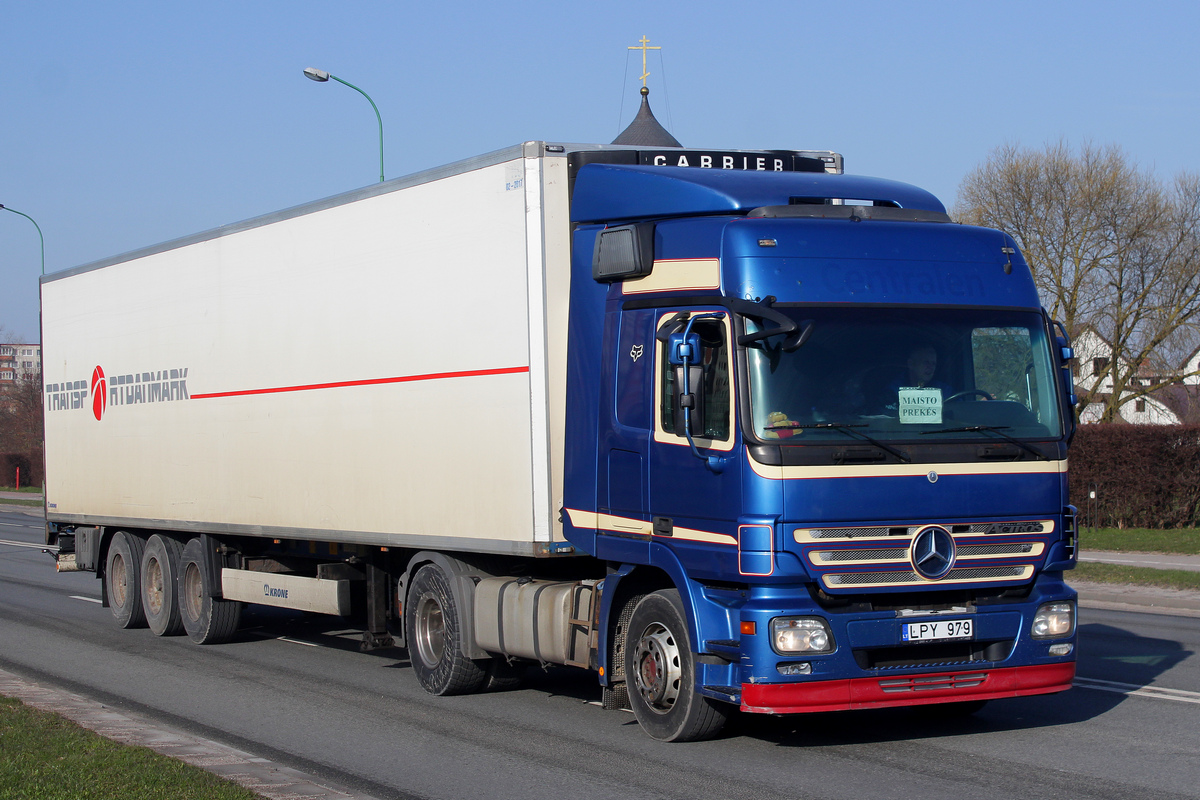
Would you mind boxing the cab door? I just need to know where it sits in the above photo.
[596,308,656,562]
[646,310,742,550]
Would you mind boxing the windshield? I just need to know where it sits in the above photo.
[746,307,1063,443]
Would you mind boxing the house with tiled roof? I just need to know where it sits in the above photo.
[1072,326,1200,424]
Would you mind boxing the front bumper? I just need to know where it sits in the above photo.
[740,662,1075,714]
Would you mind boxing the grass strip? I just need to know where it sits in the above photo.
[0,696,261,800]
[1072,561,1200,592]
[0,497,44,507]
[1081,528,1200,555]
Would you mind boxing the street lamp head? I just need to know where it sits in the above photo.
[303,67,330,82]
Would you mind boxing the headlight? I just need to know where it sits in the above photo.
[770,617,834,654]
[1032,601,1075,639]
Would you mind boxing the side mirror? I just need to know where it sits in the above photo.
[591,222,655,282]
[673,365,707,437]
[667,332,701,366]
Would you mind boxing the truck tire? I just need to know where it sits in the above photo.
[178,537,241,644]
[624,589,729,742]
[406,564,487,696]
[141,534,185,636]
[106,531,147,629]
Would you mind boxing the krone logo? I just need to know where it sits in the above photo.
[91,366,106,421]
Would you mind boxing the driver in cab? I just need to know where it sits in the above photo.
[882,344,951,415]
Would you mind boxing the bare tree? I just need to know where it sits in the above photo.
[0,367,43,485]
[955,142,1200,422]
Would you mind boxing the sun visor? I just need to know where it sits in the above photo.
[569,164,946,224]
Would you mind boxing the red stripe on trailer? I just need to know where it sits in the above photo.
[191,365,531,400]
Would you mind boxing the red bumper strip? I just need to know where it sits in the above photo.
[740,662,1076,714]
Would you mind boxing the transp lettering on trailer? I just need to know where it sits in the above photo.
[46,365,190,421]
[264,583,289,599]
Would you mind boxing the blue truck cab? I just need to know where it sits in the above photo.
[561,154,1078,741]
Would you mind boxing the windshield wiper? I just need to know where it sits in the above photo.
[921,425,1047,461]
[778,422,911,463]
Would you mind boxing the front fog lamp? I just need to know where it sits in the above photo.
[1032,601,1075,639]
[770,617,834,654]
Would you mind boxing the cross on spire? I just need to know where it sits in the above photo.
[628,35,661,87]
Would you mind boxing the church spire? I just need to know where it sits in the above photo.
[612,37,681,147]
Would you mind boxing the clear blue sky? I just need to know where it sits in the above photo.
[3,0,1198,343]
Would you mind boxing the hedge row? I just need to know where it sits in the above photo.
[1070,424,1200,529]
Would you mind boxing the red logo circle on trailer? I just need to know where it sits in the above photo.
[91,366,106,421]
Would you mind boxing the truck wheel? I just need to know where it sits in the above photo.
[406,564,487,696]
[141,534,185,636]
[178,538,241,644]
[106,531,147,629]
[624,590,729,742]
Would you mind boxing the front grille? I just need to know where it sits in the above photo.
[878,672,989,692]
[817,548,907,562]
[957,543,1033,557]
[824,565,1031,587]
[795,520,1051,542]
[812,542,1034,565]
[803,526,892,539]
[855,639,1014,670]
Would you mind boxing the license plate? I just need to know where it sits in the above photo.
[901,619,973,642]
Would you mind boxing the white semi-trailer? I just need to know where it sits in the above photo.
[44,139,1079,742]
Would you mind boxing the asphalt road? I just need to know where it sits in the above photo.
[2,508,1199,800]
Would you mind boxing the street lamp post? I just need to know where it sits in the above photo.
[0,204,45,275]
[304,68,385,183]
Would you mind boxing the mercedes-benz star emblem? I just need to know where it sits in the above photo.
[910,526,956,580]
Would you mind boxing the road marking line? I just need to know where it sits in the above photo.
[276,637,319,647]
[70,596,103,604]
[1074,677,1200,705]
[0,538,47,550]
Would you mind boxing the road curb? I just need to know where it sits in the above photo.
[1078,597,1200,619]
[1074,580,1200,619]
[0,667,384,800]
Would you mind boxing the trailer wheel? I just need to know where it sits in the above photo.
[178,538,241,644]
[406,564,487,696]
[624,590,729,742]
[141,534,185,636]
[106,531,147,629]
